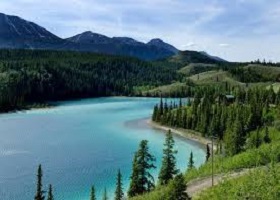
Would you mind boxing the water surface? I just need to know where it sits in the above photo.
[0,97,205,200]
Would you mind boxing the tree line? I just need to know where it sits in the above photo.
[0,49,180,112]
[34,130,196,200]
[152,87,276,156]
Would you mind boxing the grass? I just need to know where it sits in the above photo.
[129,123,280,200]
[130,185,171,200]
[188,70,244,87]
[185,141,280,182]
[266,82,280,92]
[143,82,188,96]
[194,164,280,200]
[245,64,280,81]
[143,64,280,96]
[129,140,280,200]
[178,63,218,76]
[185,124,280,181]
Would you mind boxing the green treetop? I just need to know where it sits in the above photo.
[90,186,96,200]
[47,185,54,200]
[115,169,124,200]
[128,140,156,197]
[35,164,45,200]
[158,130,178,185]
[188,152,194,170]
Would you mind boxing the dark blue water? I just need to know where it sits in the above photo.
[0,97,205,200]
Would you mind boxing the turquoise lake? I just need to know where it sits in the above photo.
[0,97,205,200]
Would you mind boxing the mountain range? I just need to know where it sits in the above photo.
[0,13,224,61]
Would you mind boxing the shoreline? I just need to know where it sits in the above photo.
[147,120,216,150]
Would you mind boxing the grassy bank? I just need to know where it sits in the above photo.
[194,164,280,200]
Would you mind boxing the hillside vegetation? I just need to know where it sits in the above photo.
[188,70,244,86]
[195,164,280,200]
[178,63,218,76]
[145,62,280,97]
[168,50,221,65]
[132,83,280,200]
[0,49,180,111]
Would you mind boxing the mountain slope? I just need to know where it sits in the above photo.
[168,50,223,65]
[147,38,178,54]
[0,13,178,60]
[66,31,111,44]
[0,13,229,62]
[200,51,227,62]
[66,31,177,60]
[0,13,64,49]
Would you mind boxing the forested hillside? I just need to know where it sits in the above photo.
[0,49,180,111]
[131,85,280,200]
[153,86,279,155]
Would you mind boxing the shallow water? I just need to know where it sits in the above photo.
[0,97,205,200]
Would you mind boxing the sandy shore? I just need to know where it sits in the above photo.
[147,120,216,150]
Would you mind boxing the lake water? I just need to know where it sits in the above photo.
[0,97,205,200]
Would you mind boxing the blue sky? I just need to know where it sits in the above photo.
[1,0,280,62]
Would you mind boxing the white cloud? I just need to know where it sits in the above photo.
[182,42,196,48]
[219,43,230,47]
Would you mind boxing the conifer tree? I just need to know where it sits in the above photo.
[152,104,158,122]
[128,140,156,197]
[159,96,164,116]
[263,126,271,143]
[128,155,139,197]
[158,130,178,185]
[90,186,96,200]
[115,169,124,200]
[206,144,211,162]
[256,128,262,148]
[179,98,182,108]
[167,173,190,200]
[186,98,191,106]
[187,152,194,170]
[102,188,108,200]
[224,122,236,156]
[47,185,54,200]
[35,164,45,200]
[234,114,245,153]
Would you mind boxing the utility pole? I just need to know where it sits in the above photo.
[211,136,214,186]
[208,135,217,187]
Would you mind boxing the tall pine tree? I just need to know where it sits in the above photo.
[90,186,96,200]
[187,152,194,170]
[167,173,190,200]
[47,185,54,200]
[158,130,178,185]
[128,140,156,197]
[115,169,124,200]
[128,154,139,197]
[35,164,45,200]
[206,144,211,162]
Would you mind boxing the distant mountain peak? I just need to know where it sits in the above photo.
[0,13,179,60]
[147,38,178,53]
[0,13,61,49]
[67,31,110,44]
[148,38,164,44]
